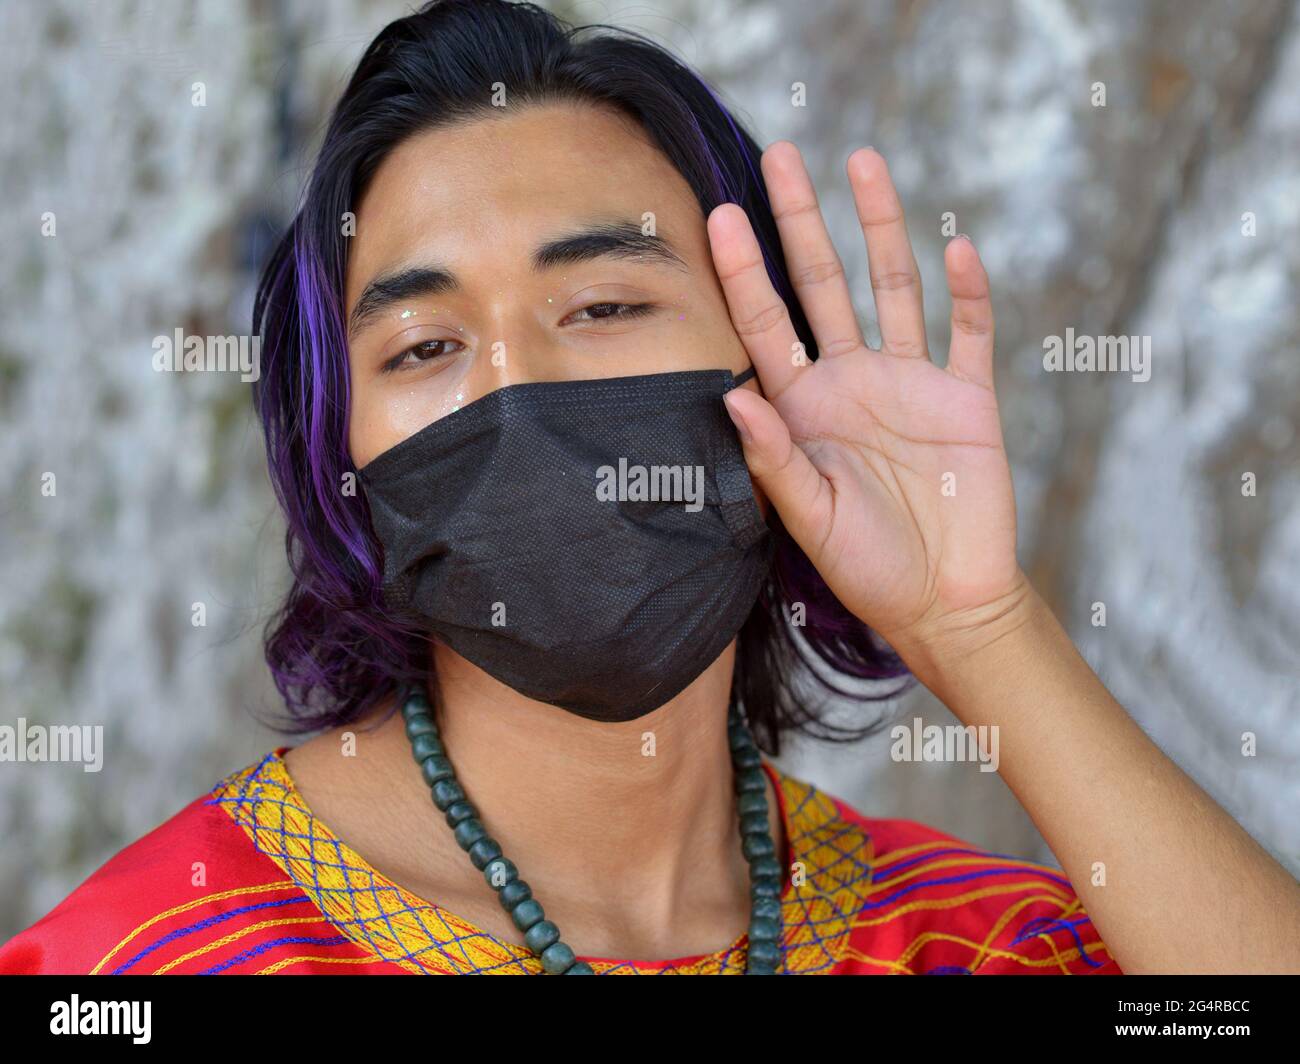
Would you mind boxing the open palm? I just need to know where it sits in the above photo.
[709,143,1020,651]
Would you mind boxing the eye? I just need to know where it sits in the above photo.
[383,338,464,373]
[561,301,657,324]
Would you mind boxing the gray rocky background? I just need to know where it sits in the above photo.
[2,0,1297,937]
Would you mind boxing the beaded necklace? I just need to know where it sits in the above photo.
[399,685,784,974]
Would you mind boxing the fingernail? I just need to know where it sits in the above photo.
[724,394,753,445]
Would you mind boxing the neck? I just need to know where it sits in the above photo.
[355,640,786,961]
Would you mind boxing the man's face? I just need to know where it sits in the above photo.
[343,100,756,469]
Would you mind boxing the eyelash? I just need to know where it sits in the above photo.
[565,301,657,324]
[381,302,657,372]
[383,338,461,373]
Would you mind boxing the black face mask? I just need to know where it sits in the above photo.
[358,366,773,723]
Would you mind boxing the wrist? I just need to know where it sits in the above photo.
[883,570,1050,696]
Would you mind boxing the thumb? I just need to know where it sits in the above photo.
[723,388,832,553]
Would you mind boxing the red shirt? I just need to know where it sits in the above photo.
[0,748,1120,975]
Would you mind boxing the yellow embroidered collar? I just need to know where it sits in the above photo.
[210,747,874,974]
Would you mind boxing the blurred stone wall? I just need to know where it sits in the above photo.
[2,0,1296,938]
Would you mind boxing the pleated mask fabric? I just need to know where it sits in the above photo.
[358,366,774,722]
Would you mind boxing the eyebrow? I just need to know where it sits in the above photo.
[347,220,687,338]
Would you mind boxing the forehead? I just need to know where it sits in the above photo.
[345,101,704,297]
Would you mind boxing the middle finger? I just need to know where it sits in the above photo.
[847,148,928,359]
[762,141,864,359]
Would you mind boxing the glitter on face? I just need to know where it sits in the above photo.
[400,309,416,319]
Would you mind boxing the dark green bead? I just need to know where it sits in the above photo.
[401,693,431,721]
[483,857,517,890]
[742,834,775,861]
[750,878,781,901]
[453,818,487,850]
[563,960,595,975]
[540,941,576,974]
[734,766,766,794]
[740,812,769,835]
[467,836,502,870]
[752,896,782,921]
[444,801,476,828]
[511,898,544,932]
[404,713,437,738]
[419,755,455,788]
[733,746,762,770]
[748,915,782,942]
[727,723,751,751]
[737,791,769,816]
[499,880,532,910]
[524,920,560,954]
[409,732,444,761]
[431,779,464,810]
[749,855,781,879]
[746,960,777,975]
[747,941,781,969]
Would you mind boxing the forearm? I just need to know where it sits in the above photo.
[892,577,1300,974]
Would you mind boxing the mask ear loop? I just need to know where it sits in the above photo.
[727,365,757,390]
[716,364,769,550]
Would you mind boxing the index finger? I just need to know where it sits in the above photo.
[706,202,806,402]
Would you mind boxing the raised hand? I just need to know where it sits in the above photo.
[709,144,1300,978]
[709,143,1023,657]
